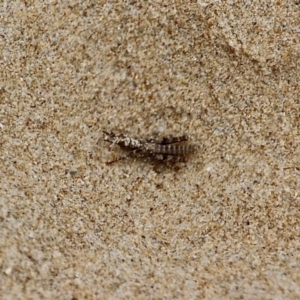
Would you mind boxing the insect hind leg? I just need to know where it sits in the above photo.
[146,135,188,145]
[158,135,188,145]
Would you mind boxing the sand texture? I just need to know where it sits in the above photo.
[1,1,300,299]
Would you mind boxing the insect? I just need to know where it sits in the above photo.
[103,130,195,165]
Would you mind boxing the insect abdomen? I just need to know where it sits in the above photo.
[151,144,193,155]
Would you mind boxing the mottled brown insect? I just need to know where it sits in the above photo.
[103,130,195,165]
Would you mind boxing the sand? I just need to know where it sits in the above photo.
[1,1,300,299]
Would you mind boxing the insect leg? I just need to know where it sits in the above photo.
[159,135,188,145]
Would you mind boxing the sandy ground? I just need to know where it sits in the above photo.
[1,1,300,299]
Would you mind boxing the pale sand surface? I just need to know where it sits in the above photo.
[1,1,300,299]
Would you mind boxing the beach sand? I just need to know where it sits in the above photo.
[1,1,300,299]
